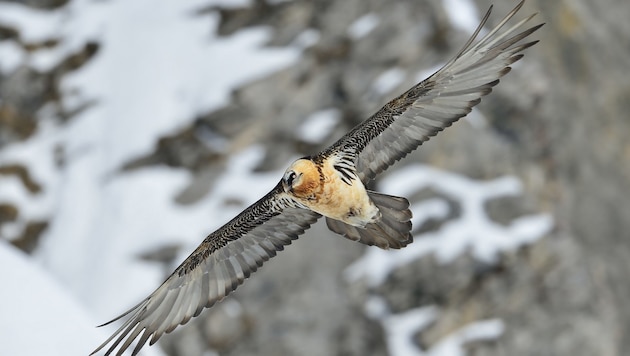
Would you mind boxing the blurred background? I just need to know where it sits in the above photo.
[0,0,629,355]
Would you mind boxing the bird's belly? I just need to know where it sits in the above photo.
[309,179,379,227]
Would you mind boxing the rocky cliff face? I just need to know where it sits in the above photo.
[1,0,629,355]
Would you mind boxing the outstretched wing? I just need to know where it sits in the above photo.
[327,0,543,182]
[92,183,320,356]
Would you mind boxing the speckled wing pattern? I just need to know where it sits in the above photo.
[91,183,320,356]
[328,0,542,182]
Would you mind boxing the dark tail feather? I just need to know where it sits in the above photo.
[326,191,413,249]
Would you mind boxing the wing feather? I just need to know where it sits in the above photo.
[326,0,543,182]
[92,183,320,356]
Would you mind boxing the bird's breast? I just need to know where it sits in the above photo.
[299,159,378,227]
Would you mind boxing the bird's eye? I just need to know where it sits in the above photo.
[287,171,297,186]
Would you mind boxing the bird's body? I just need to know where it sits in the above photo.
[92,2,543,355]
[284,155,380,227]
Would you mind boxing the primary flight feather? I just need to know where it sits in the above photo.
[92,1,542,354]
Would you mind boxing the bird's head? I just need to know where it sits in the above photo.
[282,158,320,199]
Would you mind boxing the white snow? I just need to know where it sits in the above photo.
[347,13,380,40]
[0,240,164,356]
[296,108,341,144]
[464,108,489,128]
[0,3,61,43]
[0,41,24,73]
[409,198,451,228]
[292,28,321,49]
[364,295,505,356]
[372,67,406,96]
[442,0,480,34]
[0,0,301,171]
[381,305,439,355]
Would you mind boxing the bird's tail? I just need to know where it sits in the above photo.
[326,191,413,249]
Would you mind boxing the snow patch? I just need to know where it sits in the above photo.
[0,2,61,43]
[0,240,164,356]
[442,0,480,33]
[364,295,505,356]
[297,108,342,144]
[383,305,439,356]
[347,13,380,40]
[0,41,24,73]
[0,0,302,171]
[372,67,406,96]
[293,28,321,49]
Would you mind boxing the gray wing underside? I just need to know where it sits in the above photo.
[92,185,320,356]
[329,0,542,182]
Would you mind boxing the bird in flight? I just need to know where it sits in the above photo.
[92,1,542,355]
